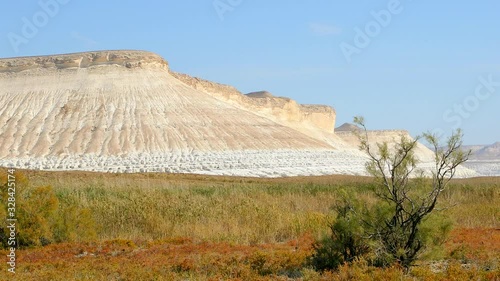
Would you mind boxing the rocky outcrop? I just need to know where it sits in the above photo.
[0,50,168,73]
[299,104,337,133]
[170,72,336,133]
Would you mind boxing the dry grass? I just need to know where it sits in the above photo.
[0,169,498,280]
[11,170,380,243]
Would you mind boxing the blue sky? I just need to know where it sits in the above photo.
[1,1,499,144]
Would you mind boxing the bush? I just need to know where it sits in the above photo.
[353,118,466,269]
[310,193,371,271]
[311,190,456,271]
[17,185,59,246]
[0,171,97,248]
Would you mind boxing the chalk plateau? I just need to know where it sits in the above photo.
[0,51,481,177]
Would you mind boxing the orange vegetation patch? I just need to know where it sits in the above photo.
[446,228,500,262]
[0,230,498,280]
[0,235,316,280]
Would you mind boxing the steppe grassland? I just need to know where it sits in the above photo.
[0,169,498,280]
[14,170,499,242]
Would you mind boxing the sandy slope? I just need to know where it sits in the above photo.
[0,51,332,157]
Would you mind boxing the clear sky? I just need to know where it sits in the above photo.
[1,1,499,144]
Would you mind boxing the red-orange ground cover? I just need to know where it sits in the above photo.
[0,229,498,280]
[446,228,500,263]
[1,235,315,280]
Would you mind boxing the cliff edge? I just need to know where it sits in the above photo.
[170,72,336,133]
[0,50,168,73]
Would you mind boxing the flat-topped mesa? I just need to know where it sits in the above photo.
[1,50,337,161]
[0,50,169,73]
[170,71,336,133]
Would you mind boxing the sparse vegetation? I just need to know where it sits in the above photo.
[0,170,498,280]
[311,118,477,272]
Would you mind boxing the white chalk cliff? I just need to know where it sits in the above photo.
[0,51,479,177]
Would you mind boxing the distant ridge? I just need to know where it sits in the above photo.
[469,142,500,160]
[462,142,500,176]
[335,123,361,132]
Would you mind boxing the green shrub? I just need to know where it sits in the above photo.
[310,193,371,271]
[310,189,455,271]
[17,185,59,246]
[0,172,97,248]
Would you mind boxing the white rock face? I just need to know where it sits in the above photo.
[0,50,479,177]
[462,161,500,176]
[1,150,371,177]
